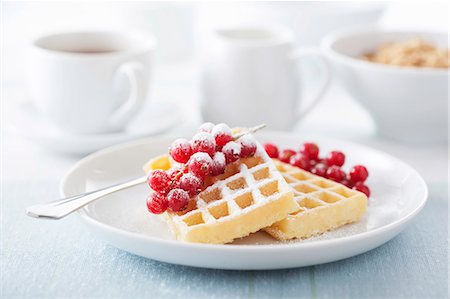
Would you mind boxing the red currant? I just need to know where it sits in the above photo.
[354,182,371,197]
[167,167,182,180]
[179,173,203,196]
[222,141,241,164]
[238,135,257,158]
[319,158,329,165]
[326,151,345,167]
[341,178,355,188]
[167,167,183,189]
[326,165,346,182]
[167,188,189,212]
[279,149,296,163]
[191,132,216,157]
[349,165,369,182]
[300,143,319,160]
[311,163,328,177]
[147,170,170,193]
[187,152,213,178]
[169,138,192,164]
[211,152,226,176]
[289,153,311,171]
[146,192,168,214]
[198,122,215,133]
[212,123,233,148]
[264,143,279,158]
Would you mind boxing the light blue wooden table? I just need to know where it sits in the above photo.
[2,181,448,298]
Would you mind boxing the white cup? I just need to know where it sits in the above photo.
[28,31,155,134]
[201,26,330,129]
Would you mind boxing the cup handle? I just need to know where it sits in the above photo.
[290,47,331,119]
[110,61,147,128]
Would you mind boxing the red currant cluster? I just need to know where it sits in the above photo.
[147,123,257,214]
[264,142,371,197]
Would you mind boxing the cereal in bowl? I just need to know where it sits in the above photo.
[363,38,449,68]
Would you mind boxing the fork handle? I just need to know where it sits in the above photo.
[26,124,267,220]
[26,176,147,219]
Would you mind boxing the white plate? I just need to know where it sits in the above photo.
[12,100,184,155]
[60,131,428,270]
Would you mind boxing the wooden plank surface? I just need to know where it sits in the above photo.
[2,181,447,298]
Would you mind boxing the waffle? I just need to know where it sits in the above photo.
[264,160,368,241]
[145,135,298,244]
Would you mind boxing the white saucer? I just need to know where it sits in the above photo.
[12,100,184,155]
[60,131,428,270]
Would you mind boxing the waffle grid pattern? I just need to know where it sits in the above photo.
[172,156,288,230]
[275,161,363,213]
[265,160,368,240]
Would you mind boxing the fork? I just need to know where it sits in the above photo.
[26,124,266,219]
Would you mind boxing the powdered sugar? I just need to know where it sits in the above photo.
[222,141,241,155]
[167,188,190,212]
[198,122,215,133]
[171,138,191,152]
[179,173,203,196]
[191,132,216,156]
[169,138,193,163]
[192,132,215,143]
[211,152,226,175]
[222,141,242,163]
[180,172,201,183]
[189,152,213,164]
[147,170,171,192]
[211,123,231,137]
[213,151,226,166]
[187,152,214,178]
[237,134,255,147]
[237,134,257,157]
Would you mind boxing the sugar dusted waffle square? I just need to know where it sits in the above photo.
[146,135,298,244]
[264,160,368,241]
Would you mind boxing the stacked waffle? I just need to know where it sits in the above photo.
[163,146,299,244]
[144,126,368,244]
[265,160,367,240]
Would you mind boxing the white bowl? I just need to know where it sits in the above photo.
[322,29,448,144]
